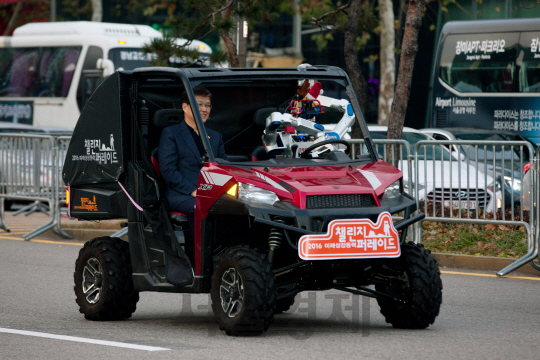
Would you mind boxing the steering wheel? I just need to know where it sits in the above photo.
[300,139,351,159]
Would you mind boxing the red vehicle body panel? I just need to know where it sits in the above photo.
[192,160,403,275]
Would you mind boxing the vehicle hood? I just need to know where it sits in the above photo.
[476,161,524,180]
[401,160,494,189]
[218,160,402,209]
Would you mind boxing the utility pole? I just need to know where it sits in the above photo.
[50,0,56,22]
[292,0,302,58]
[237,19,248,67]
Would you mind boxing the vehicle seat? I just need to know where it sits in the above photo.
[150,109,189,224]
[251,108,283,161]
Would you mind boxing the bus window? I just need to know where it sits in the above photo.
[108,48,153,70]
[0,46,81,98]
[77,46,104,111]
[108,47,210,71]
[439,33,519,93]
[518,32,540,92]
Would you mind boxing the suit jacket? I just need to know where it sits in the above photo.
[158,121,227,210]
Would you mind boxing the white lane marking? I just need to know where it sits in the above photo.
[0,327,170,352]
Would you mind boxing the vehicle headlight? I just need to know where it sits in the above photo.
[403,180,424,193]
[383,180,403,200]
[487,180,501,193]
[236,182,279,206]
[503,176,521,191]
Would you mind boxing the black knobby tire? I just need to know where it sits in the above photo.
[211,247,277,336]
[275,296,296,314]
[375,242,443,329]
[74,237,140,321]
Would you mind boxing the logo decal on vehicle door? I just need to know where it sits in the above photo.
[298,212,400,260]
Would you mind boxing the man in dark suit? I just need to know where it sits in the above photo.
[158,86,227,253]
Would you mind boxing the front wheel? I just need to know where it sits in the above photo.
[211,247,276,336]
[375,242,443,329]
[74,237,139,321]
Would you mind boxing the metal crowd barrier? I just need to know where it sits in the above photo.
[0,134,538,275]
[351,137,538,275]
[411,140,536,276]
[0,134,70,240]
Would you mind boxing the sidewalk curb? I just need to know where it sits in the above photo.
[41,228,126,241]
[433,253,540,277]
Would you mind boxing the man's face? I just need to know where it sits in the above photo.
[183,95,211,123]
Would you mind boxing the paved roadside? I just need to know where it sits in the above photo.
[1,211,538,277]
[0,211,123,243]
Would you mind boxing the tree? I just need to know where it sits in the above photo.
[309,0,377,113]
[91,0,102,22]
[0,0,48,35]
[139,0,281,67]
[308,0,377,144]
[378,0,394,125]
[386,0,435,142]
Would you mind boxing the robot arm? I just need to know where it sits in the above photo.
[317,95,356,140]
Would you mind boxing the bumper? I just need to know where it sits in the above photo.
[209,192,420,236]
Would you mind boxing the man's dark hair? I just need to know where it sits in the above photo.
[181,86,212,105]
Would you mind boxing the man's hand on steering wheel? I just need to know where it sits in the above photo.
[300,139,351,159]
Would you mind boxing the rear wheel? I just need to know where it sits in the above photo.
[74,237,139,320]
[375,242,442,329]
[211,247,276,336]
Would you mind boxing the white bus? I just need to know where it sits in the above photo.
[0,21,213,128]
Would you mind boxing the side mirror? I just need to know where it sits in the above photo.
[96,58,115,78]
[451,151,465,161]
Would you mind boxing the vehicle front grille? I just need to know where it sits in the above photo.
[306,194,375,209]
[427,188,491,206]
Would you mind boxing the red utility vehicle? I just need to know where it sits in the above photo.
[63,66,441,335]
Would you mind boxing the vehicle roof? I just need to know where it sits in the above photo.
[0,122,40,130]
[0,122,73,133]
[13,21,162,38]
[368,125,424,134]
[423,127,529,136]
[38,126,74,134]
[131,65,350,82]
[441,18,540,36]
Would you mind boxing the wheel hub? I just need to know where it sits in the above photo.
[82,257,103,304]
[220,268,244,318]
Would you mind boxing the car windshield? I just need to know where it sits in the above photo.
[371,131,451,161]
[193,79,372,163]
[137,70,375,166]
[455,133,535,162]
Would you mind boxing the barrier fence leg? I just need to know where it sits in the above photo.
[111,227,128,238]
[497,226,538,276]
[23,200,56,241]
[13,201,44,216]
[0,198,10,232]
[52,200,71,239]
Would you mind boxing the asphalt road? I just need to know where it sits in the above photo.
[1,236,539,360]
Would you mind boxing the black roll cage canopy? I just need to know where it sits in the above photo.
[132,65,379,164]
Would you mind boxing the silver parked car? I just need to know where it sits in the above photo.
[369,126,503,213]
[420,128,536,209]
